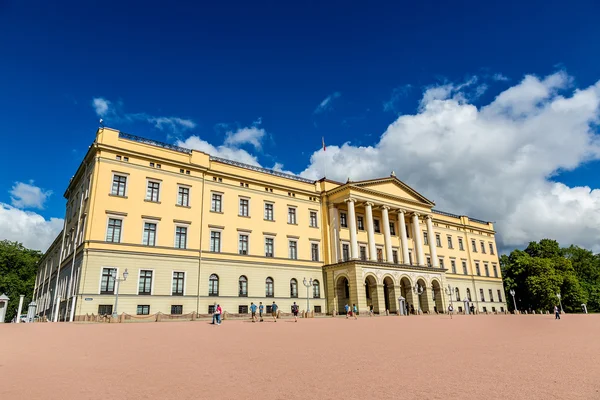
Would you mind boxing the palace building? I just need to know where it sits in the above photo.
[33,127,507,321]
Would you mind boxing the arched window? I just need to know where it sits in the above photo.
[208,274,219,296]
[313,280,320,298]
[466,288,471,301]
[290,279,298,298]
[455,287,461,301]
[239,275,248,297]
[344,278,350,299]
[266,277,274,297]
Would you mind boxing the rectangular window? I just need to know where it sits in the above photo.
[484,263,490,277]
[475,262,481,276]
[357,216,364,230]
[311,243,319,261]
[265,238,274,257]
[175,226,188,249]
[211,193,222,212]
[177,186,190,207]
[392,250,398,264]
[427,257,431,267]
[98,305,113,315]
[143,222,157,246]
[342,244,350,261]
[238,234,248,255]
[172,272,184,295]
[265,305,272,313]
[451,260,456,274]
[208,305,215,314]
[171,305,183,315]
[239,198,249,216]
[239,305,249,314]
[447,236,453,249]
[439,258,444,269]
[458,237,464,250]
[481,241,486,254]
[138,270,153,295]
[472,239,477,252]
[405,225,410,238]
[493,265,498,278]
[106,218,122,243]
[100,268,116,294]
[210,231,221,252]
[264,203,274,220]
[146,181,160,202]
[480,288,485,302]
[408,251,413,265]
[288,207,297,224]
[436,234,442,247]
[489,243,495,255]
[389,223,396,235]
[497,289,503,302]
[377,248,383,262]
[423,232,429,245]
[340,212,347,228]
[111,175,127,196]
[374,220,380,233]
[289,240,298,259]
[314,305,322,313]
[309,211,318,227]
[360,246,366,261]
[137,305,150,315]
[489,289,494,302]
[462,261,468,275]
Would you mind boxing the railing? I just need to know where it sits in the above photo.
[210,156,315,184]
[118,132,192,154]
[469,217,489,225]
[432,209,461,218]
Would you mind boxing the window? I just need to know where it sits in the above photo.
[493,265,498,278]
[143,222,157,246]
[137,305,150,315]
[313,280,320,298]
[423,232,429,245]
[342,244,350,261]
[239,198,249,216]
[310,211,318,227]
[208,305,215,314]
[377,248,384,262]
[408,251,413,265]
[447,236,453,249]
[238,234,248,255]
[209,231,221,252]
[289,240,298,259]
[311,243,319,261]
[357,216,364,230]
[458,237,464,250]
[239,276,248,297]
[146,181,160,202]
[405,225,410,238]
[501,307,505,313]
[290,279,298,298]
[489,289,494,302]
[172,272,184,296]
[455,288,460,301]
[389,223,396,235]
[211,193,222,212]
[288,207,297,224]
[489,243,495,255]
[100,268,116,294]
[265,238,274,257]
[427,257,431,267]
[475,262,481,276]
[314,305,322,313]
[265,277,274,297]
[264,203,274,220]
[175,226,188,249]
[98,305,113,315]
[111,175,127,196]
[106,218,122,243]
[466,288,472,301]
[471,239,477,252]
[462,261,468,275]
[392,250,398,264]
[480,288,485,302]
[439,258,444,269]
[266,305,272,313]
[208,274,219,296]
[484,263,490,277]
[239,305,249,314]
[138,270,152,295]
[481,241,486,253]
[451,260,457,274]
[436,234,442,247]
[374,219,380,233]
[360,246,367,261]
[171,305,183,315]
[497,289,503,302]
[340,212,347,228]
[177,186,190,207]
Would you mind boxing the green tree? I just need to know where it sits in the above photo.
[0,240,42,322]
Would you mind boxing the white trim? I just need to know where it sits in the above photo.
[210,191,223,212]
[141,220,158,246]
[98,266,119,295]
[137,268,155,296]
[288,239,298,260]
[174,224,189,249]
[238,232,250,255]
[309,209,319,228]
[145,178,161,202]
[209,229,222,253]
[171,270,186,296]
[110,172,129,197]
[238,197,250,217]
[176,184,191,207]
[105,215,124,243]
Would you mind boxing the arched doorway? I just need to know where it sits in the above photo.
[431,280,444,314]
[400,277,415,314]
[416,278,430,314]
[364,275,380,313]
[383,276,397,313]
[336,276,350,313]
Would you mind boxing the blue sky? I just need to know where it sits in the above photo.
[1,0,600,251]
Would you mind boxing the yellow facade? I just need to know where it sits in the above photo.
[34,127,506,321]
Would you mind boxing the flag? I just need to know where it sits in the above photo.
[322,137,326,151]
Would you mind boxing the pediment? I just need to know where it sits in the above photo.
[352,177,434,206]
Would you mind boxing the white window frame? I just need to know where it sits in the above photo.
[98,266,119,294]
[211,191,223,213]
[137,268,155,296]
[376,246,384,262]
[110,172,129,197]
[341,241,350,261]
[264,201,274,221]
[238,233,249,255]
[288,239,298,260]
[171,270,186,296]
[174,223,190,249]
[209,228,223,253]
[239,196,250,217]
[287,206,297,225]
[141,220,158,246]
[105,215,124,243]
[145,179,161,202]
[309,210,319,228]
[264,235,275,257]
[177,184,191,207]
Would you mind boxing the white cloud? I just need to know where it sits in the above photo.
[10,181,52,209]
[92,98,111,117]
[493,73,510,81]
[300,71,600,252]
[0,203,64,251]
[314,91,341,114]
[224,126,266,150]
[176,136,261,166]
[383,84,412,113]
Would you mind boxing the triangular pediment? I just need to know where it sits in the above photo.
[352,177,434,206]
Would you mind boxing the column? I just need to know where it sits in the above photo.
[381,206,394,263]
[412,213,425,266]
[328,205,340,263]
[364,202,377,261]
[345,198,359,260]
[375,284,387,314]
[398,210,410,265]
[426,215,439,267]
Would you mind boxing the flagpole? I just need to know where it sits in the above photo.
[322,136,327,179]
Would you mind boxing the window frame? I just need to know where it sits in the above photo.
[209,230,221,253]
[313,280,320,298]
[288,240,298,260]
[111,173,128,197]
[309,210,318,228]
[311,242,320,262]
[340,212,347,228]
[264,236,275,257]
[288,207,297,225]
[137,305,150,315]
[265,277,274,297]
[177,185,190,207]
[99,267,117,294]
[174,225,188,249]
[146,179,161,203]
[239,197,250,217]
[290,278,298,298]
[172,271,185,296]
[211,192,223,213]
[238,233,249,255]
[239,275,248,297]
[208,273,219,296]
[264,202,274,221]
[142,221,157,246]
[138,269,154,295]
[106,217,123,243]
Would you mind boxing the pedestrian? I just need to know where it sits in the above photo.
[250,302,258,323]
[214,304,222,325]
[271,301,278,322]
[353,304,358,319]
[292,302,299,322]
[259,302,264,322]
[554,305,561,320]
[369,304,374,317]
[344,303,350,319]
[211,303,218,324]
[405,302,409,316]
[410,304,414,314]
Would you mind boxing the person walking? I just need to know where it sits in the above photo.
[292,302,299,322]
[259,302,264,322]
[271,301,278,322]
[214,304,222,325]
[369,304,374,317]
[554,305,561,320]
[250,302,258,322]
[352,304,358,319]
[211,303,218,324]
[344,303,350,319]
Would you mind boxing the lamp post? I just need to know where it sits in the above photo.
[413,283,424,314]
[556,293,563,314]
[303,277,313,314]
[509,289,517,314]
[445,284,454,319]
[112,268,129,318]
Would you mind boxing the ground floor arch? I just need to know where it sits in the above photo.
[336,276,350,313]
[400,276,416,314]
[383,276,397,313]
[431,279,444,314]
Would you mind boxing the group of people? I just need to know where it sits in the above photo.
[213,301,302,324]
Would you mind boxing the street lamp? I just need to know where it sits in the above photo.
[445,284,454,319]
[112,268,129,318]
[509,289,517,314]
[556,293,563,314]
[413,283,424,314]
[303,277,313,314]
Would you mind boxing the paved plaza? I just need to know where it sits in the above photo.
[2,314,599,399]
